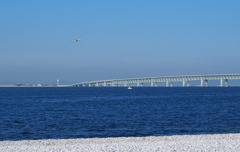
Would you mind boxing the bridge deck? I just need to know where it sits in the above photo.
[73,74,240,87]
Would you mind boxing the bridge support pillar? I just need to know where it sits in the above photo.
[137,82,143,87]
[124,83,128,87]
[151,81,157,87]
[151,81,154,87]
[183,81,190,87]
[220,79,228,87]
[200,79,208,87]
[103,82,107,87]
[166,81,173,87]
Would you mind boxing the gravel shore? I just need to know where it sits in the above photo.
[1,133,240,152]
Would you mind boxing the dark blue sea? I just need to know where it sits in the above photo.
[0,87,240,141]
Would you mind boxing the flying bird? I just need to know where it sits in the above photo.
[72,39,81,42]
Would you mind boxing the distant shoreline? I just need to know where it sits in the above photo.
[0,85,71,87]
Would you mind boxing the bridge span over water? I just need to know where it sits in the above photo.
[73,74,240,87]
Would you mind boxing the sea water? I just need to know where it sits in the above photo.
[0,87,240,141]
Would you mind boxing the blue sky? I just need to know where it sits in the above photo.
[1,0,240,84]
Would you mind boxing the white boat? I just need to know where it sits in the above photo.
[127,86,133,90]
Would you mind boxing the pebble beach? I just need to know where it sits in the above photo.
[1,133,240,152]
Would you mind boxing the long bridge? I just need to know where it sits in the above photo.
[72,74,240,87]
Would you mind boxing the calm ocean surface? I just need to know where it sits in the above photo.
[0,87,240,141]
